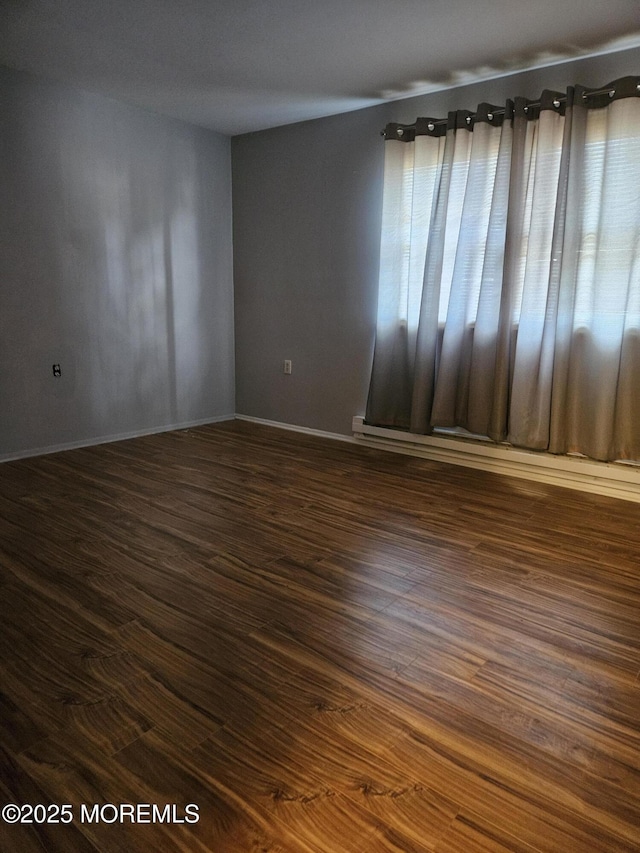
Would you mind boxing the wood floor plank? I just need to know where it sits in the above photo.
[387,728,640,853]
[0,746,100,853]
[1,419,639,851]
[249,619,640,847]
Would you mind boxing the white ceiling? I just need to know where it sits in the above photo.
[1,0,639,136]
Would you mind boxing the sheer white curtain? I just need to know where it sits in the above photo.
[366,77,640,462]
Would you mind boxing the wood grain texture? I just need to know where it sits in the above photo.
[0,419,639,851]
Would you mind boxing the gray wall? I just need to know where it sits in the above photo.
[0,67,235,458]
[232,45,640,436]
[232,105,387,436]
[3,47,639,454]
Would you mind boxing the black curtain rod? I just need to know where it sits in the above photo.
[381,80,640,137]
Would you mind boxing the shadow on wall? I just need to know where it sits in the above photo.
[0,72,234,457]
[65,116,210,429]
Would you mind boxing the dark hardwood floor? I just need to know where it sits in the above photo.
[0,419,639,852]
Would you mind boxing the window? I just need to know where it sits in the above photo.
[367,79,640,463]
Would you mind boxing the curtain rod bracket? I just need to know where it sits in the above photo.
[380,77,640,138]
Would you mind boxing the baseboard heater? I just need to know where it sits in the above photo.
[352,416,640,504]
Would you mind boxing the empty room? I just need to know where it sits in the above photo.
[1,1,640,851]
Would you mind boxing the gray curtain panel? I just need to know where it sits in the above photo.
[366,77,640,463]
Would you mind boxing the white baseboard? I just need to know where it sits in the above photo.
[0,414,235,463]
[7,410,638,503]
[352,417,640,504]
[235,414,357,444]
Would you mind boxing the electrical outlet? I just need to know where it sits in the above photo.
[52,364,62,377]
[283,360,292,374]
